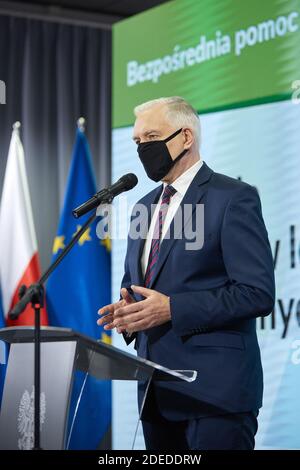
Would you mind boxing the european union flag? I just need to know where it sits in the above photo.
[46,126,111,449]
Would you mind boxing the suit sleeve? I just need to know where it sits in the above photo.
[170,185,275,336]
[120,241,137,345]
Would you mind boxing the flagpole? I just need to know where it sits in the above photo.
[12,121,21,132]
[77,117,85,132]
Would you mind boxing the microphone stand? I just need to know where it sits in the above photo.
[9,196,112,450]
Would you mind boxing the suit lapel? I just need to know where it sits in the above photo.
[148,162,214,289]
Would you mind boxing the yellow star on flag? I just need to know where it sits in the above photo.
[101,236,111,252]
[100,332,112,345]
[52,235,65,255]
[73,225,92,246]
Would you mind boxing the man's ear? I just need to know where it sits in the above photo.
[183,128,194,149]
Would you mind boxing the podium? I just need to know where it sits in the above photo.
[0,327,196,450]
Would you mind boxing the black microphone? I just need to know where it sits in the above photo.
[72,173,138,218]
[9,284,42,320]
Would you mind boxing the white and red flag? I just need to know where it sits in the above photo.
[0,123,48,326]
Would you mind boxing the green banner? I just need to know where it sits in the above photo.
[112,0,300,128]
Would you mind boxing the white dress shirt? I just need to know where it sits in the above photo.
[141,159,203,277]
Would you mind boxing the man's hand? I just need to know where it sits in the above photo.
[104,285,171,334]
[97,288,135,333]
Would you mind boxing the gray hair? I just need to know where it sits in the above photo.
[134,96,201,147]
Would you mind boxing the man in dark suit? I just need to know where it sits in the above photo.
[98,97,275,450]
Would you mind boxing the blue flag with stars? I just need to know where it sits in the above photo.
[46,127,111,449]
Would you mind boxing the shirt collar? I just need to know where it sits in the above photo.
[164,160,203,196]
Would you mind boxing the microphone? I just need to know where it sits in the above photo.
[72,173,138,218]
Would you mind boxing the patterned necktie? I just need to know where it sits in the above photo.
[144,185,177,288]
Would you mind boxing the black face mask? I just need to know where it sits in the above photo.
[137,128,188,182]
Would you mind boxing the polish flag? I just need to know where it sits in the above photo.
[0,123,48,326]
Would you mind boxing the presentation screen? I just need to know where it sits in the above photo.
[112,0,300,449]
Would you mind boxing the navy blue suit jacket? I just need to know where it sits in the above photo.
[121,162,275,420]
